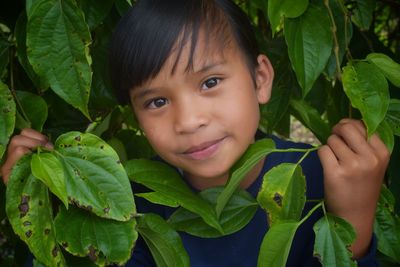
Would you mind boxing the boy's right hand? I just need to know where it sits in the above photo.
[1,128,53,184]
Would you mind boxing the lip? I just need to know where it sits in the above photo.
[182,137,226,160]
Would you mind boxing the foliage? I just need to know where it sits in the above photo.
[0,0,399,266]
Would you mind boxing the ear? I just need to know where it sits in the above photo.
[255,54,274,104]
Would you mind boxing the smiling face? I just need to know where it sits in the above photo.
[130,34,274,190]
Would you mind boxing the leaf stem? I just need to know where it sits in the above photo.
[299,201,323,225]
[324,0,342,81]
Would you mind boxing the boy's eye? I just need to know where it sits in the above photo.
[201,77,220,90]
[146,98,168,109]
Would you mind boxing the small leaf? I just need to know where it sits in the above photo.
[313,214,357,267]
[31,152,68,208]
[137,213,190,267]
[385,99,400,136]
[257,163,306,226]
[15,91,48,131]
[351,0,375,30]
[268,0,309,34]
[26,0,92,118]
[6,155,67,266]
[125,159,223,233]
[367,53,400,87]
[135,192,180,208]
[257,221,299,267]
[55,132,136,221]
[284,4,333,96]
[374,186,400,263]
[216,138,276,217]
[169,187,258,238]
[342,62,389,136]
[0,81,16,159]
[54,205,137,266]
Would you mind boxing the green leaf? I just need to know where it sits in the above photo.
[313,214,357,267]
[77,0,115,30]
[290,99,331,143]
[54,205,137,266]
[125,159,223,233]
[257,163,306,226]
[215,138,276,217]
[257,221,299,267]
[169,187,258,238]
[0,81,15,159]
[15,91,48,132]
[6,155,66,266]
[342,62,390,136]
[137,213,190,267]
[351,0,375,30]
[374,186,400,263]
[31,152,68,208]
[135,192,180,208]
[386,99,400,136]
[55,132,136,221]
[376,120,394,153]
[268,0,309,34]
[284,4,333,96]
[367,53,400,87]
[26,0,92,119]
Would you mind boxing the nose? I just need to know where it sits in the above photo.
[173,97,209,134]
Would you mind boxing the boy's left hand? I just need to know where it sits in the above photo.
[318,118,390,259]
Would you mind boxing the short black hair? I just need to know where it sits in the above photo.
[109,0,259,104]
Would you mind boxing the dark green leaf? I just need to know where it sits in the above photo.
[386,99,400,136]
[374,186,400,263]
[268,0,308,34]
[257,221,299,267]
[77,0,115,30]
[31,152,68,208]
[55,132,136,221]
[0,39,10,77]
[352,0,375,30]
[216,139,276,217]
[342,62,389,136]
[284,4,333,96]
[0,81,15,159]
[137,213,189,267]
[313,214,357,267]
[26,0,92,118]
[169,187,258,238]
[54,205,137,266]
[367,53,400,88]
[15,91,48,132]
[257,163,306,226]
[135,192,180,208]
[125,159,223,233]
[6,156,66,266]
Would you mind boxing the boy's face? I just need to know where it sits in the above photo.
[130,34,273,188]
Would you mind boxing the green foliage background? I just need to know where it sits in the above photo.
[0,0,399,266]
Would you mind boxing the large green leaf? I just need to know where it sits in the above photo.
[351,0,376,30]
[125,159,223,233]
[26,0,92,119]
[268,0,308,34]
[15,91,48,131]
[257,163,306,226]
[77,0,115,30]
[313,214,357,267]
[137,213,190,267]
[54,205,137,266]
[367,53,400,88]
[374,187,400,263]
[0,81,15,159]
[284,4,333,96]
[257,221,299,267]
[168,187,258,238]
[215,139,276,217]
[342,62,390,136]
[386,99,400,136]
[6,156,66,266]
[55,132,136,221]
[31,152,68,208]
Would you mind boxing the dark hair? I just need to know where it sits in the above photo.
[109,0,259,104]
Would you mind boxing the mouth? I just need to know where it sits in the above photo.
[182,137,226,160]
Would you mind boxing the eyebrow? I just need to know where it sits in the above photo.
[193,60,226,74]
[131,88,159,102]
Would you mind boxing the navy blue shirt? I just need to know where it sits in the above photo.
[126,136,378,266]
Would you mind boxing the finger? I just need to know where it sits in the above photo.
[8,134,51,151]
[318,145,339,173]
[332,121,371,155]
[1,146,31,184]
[369,133,391,161]
[326,134,356,162]
[337,119,367,137]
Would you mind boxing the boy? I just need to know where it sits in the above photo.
[1,0,390,266]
